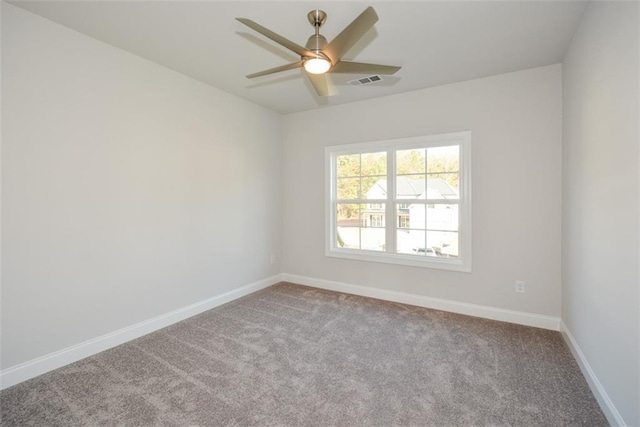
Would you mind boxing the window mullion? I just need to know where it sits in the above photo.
[386,150,396,253]
[359,154,363,250]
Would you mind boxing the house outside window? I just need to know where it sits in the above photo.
[326,131,471,271]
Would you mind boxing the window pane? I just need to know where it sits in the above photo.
[426,173,459,200]
[362,176,386,199]
[336,203,360,224]
[427,231,459,258]
[337,226,360,249]
[396,203,416,232]
[362,203,385,228]
[337,154,360,177]
[427,145,460,173]
[361,152,387,176]
[361,203,385,251]
[361,227,385,251]
[336,203,386,251]
[397,149,425,175]
[397,203,426,230]
[337,203,360,249]
[396,175,425,199]
[337,177,360,200]
[396,229,426,255]
[426,204,459,231]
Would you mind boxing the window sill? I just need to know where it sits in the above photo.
[326,248,471,272]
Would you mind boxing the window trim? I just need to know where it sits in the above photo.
[325,131,472,272]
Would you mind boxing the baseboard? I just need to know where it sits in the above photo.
[0,274,282,391]
[282,273,560,331]
[560,321,626,426]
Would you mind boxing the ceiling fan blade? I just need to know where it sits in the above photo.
[306,73,331,97]
[323,7,378,64]
[330,61,401,75]
[236,18,316,58]
[247,61,304,79]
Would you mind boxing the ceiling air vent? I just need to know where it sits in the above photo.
[348,75,383,86]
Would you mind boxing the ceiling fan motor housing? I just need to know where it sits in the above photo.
[305,34,328,53]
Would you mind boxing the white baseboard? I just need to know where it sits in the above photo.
[282,273,560,331]
[560,321,626,426]
[0,274,282,391]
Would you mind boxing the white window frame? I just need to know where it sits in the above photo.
[325,131,472,272]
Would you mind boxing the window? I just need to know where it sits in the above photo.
[326,131,471,271]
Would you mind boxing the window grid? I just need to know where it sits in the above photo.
[327,132,471,272]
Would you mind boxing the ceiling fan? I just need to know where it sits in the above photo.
[236,6,401,97]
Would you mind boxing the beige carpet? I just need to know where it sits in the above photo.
[1,282,607,426]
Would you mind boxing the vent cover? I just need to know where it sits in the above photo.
[347,75,383,86]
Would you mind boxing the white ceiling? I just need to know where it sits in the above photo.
[9,1,588,114]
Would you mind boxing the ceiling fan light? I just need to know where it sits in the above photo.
[304,57,331,74]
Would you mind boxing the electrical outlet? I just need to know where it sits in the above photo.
[515,281,525,293]
[270,254,276,264]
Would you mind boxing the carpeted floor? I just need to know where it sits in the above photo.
[1,282,607,426]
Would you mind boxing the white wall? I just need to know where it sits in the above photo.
[562,2,639,425]
[7,6,636,421]
[282,65,562,318]
[1,4,282,370]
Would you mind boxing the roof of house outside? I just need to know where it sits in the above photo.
[367,176,458,199]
